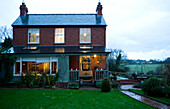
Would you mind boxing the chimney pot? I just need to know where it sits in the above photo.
[20,2,28,16]
[96,2,103,15]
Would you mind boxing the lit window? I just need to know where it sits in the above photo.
[80,28,91,43]
[80,56,91,71]
[15,62,20,75]
[52,62,57,74]
[55,28,64,43]
[28,28,39,44]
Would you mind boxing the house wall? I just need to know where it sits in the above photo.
[91,55,107,77]
[69,55,79,70]
[69,55,107,78]
[58,55,69,82]
[13,27,106,46]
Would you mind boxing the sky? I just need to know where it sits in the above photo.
[0,0,170,61]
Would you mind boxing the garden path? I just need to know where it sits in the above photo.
[121,85,170,109]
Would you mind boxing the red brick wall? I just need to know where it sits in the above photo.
[13,27,106,46]
[91,55,107,76]
[69,55,79,70]
[40,28,54,45]
[91,27,106,45]
[65,27,79,45]
[13,28,28,46]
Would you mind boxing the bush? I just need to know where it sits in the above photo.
[67,82,79,89]
[112,81,120,89]
[101,78,111,92]
[142,77,165,97]
[133,83,141,88]
[165,85,170,98]
[96,82,102,88]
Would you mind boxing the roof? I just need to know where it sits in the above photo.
[7,45,110,55]
[12,14,107,26]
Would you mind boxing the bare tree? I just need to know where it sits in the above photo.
[0,26,12,43]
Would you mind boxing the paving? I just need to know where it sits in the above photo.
[121,85,170,109]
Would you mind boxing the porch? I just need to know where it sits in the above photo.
[69,70,110,85]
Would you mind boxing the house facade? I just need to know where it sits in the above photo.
[12,2,110,85]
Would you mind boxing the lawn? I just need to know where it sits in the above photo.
[130,89,170,104]
[126,64,162,74]
[0,89,155,109]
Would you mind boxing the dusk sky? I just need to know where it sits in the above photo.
[0,0,170,60]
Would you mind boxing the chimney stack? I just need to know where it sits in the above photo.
[20,2,28,16]
[96,2,103,15]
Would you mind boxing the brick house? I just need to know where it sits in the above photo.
[11,2,110,85]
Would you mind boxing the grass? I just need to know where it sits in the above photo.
[126,64,162,74]
[0,89,155,109]
[130,89,170,104]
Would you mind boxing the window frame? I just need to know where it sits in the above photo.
[79,28,91,44]
[55,28,65,44]
[28,28,40,44]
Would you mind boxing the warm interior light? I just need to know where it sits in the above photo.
[71,68,73,70]
[76,68,77,70]
[84,33,87,36]
[94,54,97,57]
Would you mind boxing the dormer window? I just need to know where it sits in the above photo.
[28,28,39,44]
[80,28,91,43]
[55,28,65,44]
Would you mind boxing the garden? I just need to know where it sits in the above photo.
[0,89,155,109]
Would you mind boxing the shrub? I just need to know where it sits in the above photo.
[67,82,79,89]
[112,81,120,89]
[165,85,170,98]
[96,82,102,88]
[133,83,141,88]
[142,77,165,97]
[101,78,111,92]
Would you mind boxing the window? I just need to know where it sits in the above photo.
[80,28,91,43]
[55,28,64,43]
[22,62,50,75]
[80,56,91,71]
[15,62,20,75]
[28,28,39,44]
[52,62,57,74]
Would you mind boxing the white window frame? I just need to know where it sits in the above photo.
[28,28,40,44]
[13,57,58,76]
[55,28,65,44]
[13,57,22,76]
[80,28,91,44]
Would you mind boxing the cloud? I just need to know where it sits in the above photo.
[127,45,170,60]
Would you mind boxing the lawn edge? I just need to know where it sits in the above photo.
[128,89,170,106]
[120,90,157,109]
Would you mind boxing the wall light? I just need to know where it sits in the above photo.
[94,54,97,57]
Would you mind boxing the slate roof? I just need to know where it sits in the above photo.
[12,14,107,26]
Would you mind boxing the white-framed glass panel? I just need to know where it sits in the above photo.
[28,28,40,44]
[52,62,57,74]
[80,28,91,43]
[80,56,91,71]
[15,62,20,75]
[55,28,64,43]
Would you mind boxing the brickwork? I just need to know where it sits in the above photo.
[91,55,107,77]
[69,55,79,70]
[40,28,54,45]
[91,27,106,45]
[65,27,79,45]
[13,27,105,46]
[13,28,28,46]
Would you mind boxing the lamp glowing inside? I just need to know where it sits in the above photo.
[94,54,97,57]
[84,33,87,36]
